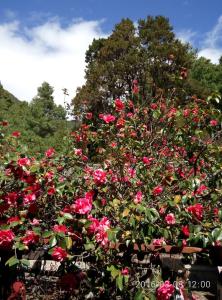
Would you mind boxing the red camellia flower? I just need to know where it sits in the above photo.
[181,225,190,237]
[7,216,20,224]
[165,213,176,225]
[17,157,31,167]
[52,246,67,262]
[101,114,116,124]
[115,98,125,111]
[1,120,8,126]
[93,169,107,185]
[4,192,19,205]
[12,131,21,137]
[53,224,67,233]
[45,147,55,158]
[187,203,203,220]
[210,119,218,126]
[86,112,93,120]
[48,186,56,195]
[116,118,125,129]
[150,103,158,110]
[134,191,143,204]
[142,156,154,165]
[0,229,15,248]
[153,186,163,196]
[195,184,208,195]
[21,230,39,246]
[157,280,174,300]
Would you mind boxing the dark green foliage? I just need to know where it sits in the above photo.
[72,16,196,116]
[0,82,72,155]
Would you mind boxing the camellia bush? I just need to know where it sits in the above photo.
[0,90,222,299]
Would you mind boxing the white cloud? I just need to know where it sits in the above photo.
[198,16,222,63]
[0,18,107,105]
[176,29,196,44]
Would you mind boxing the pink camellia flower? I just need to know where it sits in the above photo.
[182,225,190,237]
[101,114,116,124]
[134,191,143,204]
[115,98,125,111]
[30,218,40,226]
[95,230,109,247]
[187,203,203,220]
[210,119,218,126]
[121,268,129,275]
[72,195,92,214]
[87,216,100,234]
[152,238,165,246]
[88,216,110,247]
[52,246,67,262]
[12,131,21,137]
[21,230,39,246]
[99,217,110,230]
[45,147,55,158]
[165,213,176,225]
[153,186,163,196]
[159,207,166,215]
[74,148,82,156]
[17,157,31,167]
[23,193,36,205]
[0,230,15,248]
[183,108,190,117]
[53,224,67,233]
[156,280,174,300]
[93,169,107,185]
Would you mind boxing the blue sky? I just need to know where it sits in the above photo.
[0,0,222,104]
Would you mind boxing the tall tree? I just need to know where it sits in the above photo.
[72,16,195,117]
[29,82,66,138]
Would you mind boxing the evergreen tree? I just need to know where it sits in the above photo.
[29,82,66,138]
[72,16,195,117]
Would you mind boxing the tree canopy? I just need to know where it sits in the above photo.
[72,16,196,117]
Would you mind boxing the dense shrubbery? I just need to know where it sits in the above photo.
[0,89,222,299]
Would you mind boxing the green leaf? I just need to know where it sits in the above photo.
[5,256,19,267]
[107,229,118,242]
[116,274,123,291]
[63,213,73,220]
[212,228,222,241]
[42,231,53,238]
[84,242,95,250]
[49,236,57,247]
[57,216,65,224]
[107,265,120,279]
[65,236,72,249]
[21,259,30,267]
[134,289,144,300]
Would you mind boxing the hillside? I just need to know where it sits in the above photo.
[0,83,72,155]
